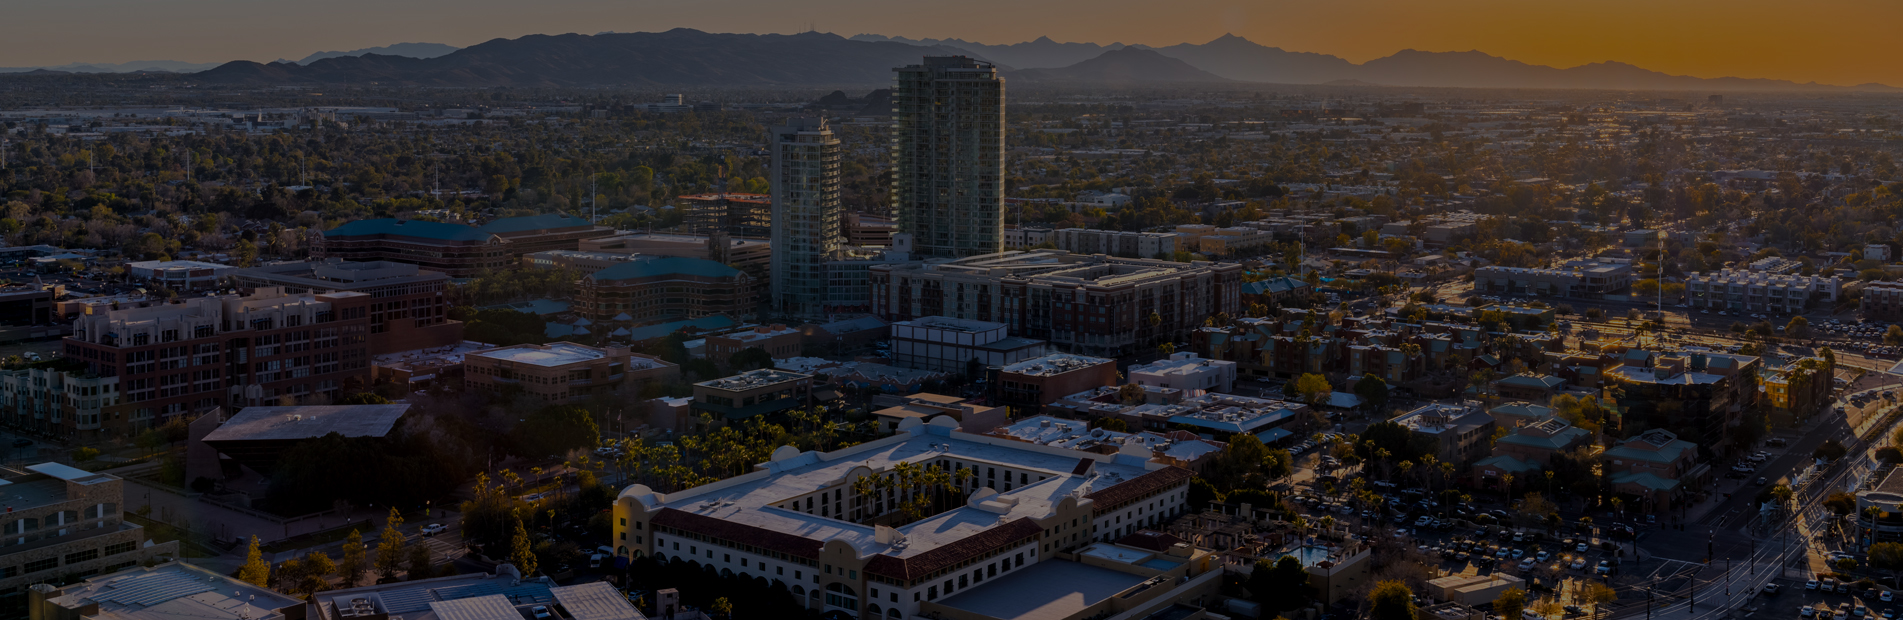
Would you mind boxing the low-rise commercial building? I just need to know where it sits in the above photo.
[125,260,235,291]
[691,368,813,421]
[1392,402,1497,466]
[1472,258,1634,299]
[25,561,302,620]
[465,342,677,404]
[1127,353,1236,394]
[705,324,803,363]
[1601,429,1707,513]
[581,232,771,277]
[521,250,642,274]
[994,354,1118,412]
[872,393,1008,433]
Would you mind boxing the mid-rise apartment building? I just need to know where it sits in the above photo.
[1863,280,1903,321]
[231,259,460,354]
[868,251,1242,357]
[62,288,374,436]
[1685,269,1841,313]
[1392,402,1497,466]
[893,56,1006,259]
[0,367,118,441]
[465,342,677,404]
[0,463,182,615]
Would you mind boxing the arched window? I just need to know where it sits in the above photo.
[824,583,859,611]
[868,604,883,616]
[887,608,902,619]
[793,585,806,596]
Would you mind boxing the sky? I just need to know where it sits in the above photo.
[7,0,1900,86]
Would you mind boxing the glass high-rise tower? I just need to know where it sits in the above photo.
[892,56,1005,259]
[769,117,842,318]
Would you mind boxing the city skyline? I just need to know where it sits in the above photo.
[4,0,1902,87]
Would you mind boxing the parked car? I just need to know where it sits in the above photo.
[420,524,447,536]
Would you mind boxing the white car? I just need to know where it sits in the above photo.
[1537,550,1551,561]
[1570,558,1587,570]
[1519,557,1538,570]
[420,524,447,536]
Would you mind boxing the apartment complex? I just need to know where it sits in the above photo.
[0,367,118,441]
[893,56,1006,259]
[573,257,758,323]
[465,342,678,404]
[868,250,1243,357]
[63,288,374,437]
[1472,258,1636,299]
[0,463,182,615]
[1052,229,1178,259]
[1863,280,1903,321]
[231,259,461,354]
[315,214,612,277]
[1392,402,1498,466]
[1685,269,1842,313]
[611,420,1215,620]
[770,118,845,318]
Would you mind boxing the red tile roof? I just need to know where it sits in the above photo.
[864,518,1042,582]
[650,508,822,559]
[1085,466,1193,512]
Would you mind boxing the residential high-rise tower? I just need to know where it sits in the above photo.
[769,117,843,318]
[892,56,1005,259]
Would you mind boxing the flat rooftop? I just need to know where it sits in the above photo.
[1001,354,1112,377]
[470,343,607,367]
[697,368,809,390]
[44,562,303,620]
[936,559,1149,620]
[202,405,409,442]
[896,316,1006,333]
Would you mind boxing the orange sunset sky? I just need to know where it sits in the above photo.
[5,0,1898,86]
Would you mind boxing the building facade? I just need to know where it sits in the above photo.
[574,257,758,323]
[1685,269,1842,313]
[1472,258,1635,299]
[231,259,460,354]
[869,251,1243,357]
[1863,280,1903,321]
[464,342,678,404]
[893,57,1006,259]
[0,463,182,616]
[690,369,813,421]
[1052,229,1178,259]
[63,288,374,437]
[890,316,1048,374]
[315,214,613,277]
[770,118,844,318]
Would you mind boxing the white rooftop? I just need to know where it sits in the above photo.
[470,342,607,367]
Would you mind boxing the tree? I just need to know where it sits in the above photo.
[303,550,336,594]
[728,347,775,371]
[375,507,407,580]
[340,530,367,587]
[1495,587,1528,620]
[1868,542,1903,587]
[1354,374,1390,413]
[1292,373,1332,405]
[1816,439,1849,461]
[515,405,602,457]
[1091,417,1131,433]
[1369,580,1418,620]
[238,535,271,587]
[1249,556,1311,614]
[508,509,539,575]
[1888,325,1903,346]
[1825,492,1858,515]
[407,543,434,580]
[1787,316,1810,337]
[710,597,734,619]
[1117,383,1145,405]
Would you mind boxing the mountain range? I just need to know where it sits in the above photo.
[0,42,460,75]
[25,29,1894,91]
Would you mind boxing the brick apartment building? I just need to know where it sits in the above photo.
[61,288,374,438]
[232,259,462,354]
[464,342,678,405]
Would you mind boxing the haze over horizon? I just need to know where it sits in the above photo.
[6,0,1899,87]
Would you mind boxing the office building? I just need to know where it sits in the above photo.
[704,324,803,364]
[890,316,1048,374]
[1392,402,1497,466]
[231,259,460,354]
[770,118,844,318]
[611,418,1215,620]
[892,56,1006,259]
[679,193,773,238]
[1472,258,1635,299]
[465,342,678,404]
[574,257,758,324]
[64,288,374,436]
[0,463,183,614]
[307,568,638,620]
[689,368,813,421]
[869,250,1242,357]
[994,354,1118,410]
[1606,350,1758,451]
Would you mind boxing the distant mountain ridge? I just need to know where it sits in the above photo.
[293,42,461,65]
[0,60,222,74]
[1009,48,1229,85]
[850,34,1122,69]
